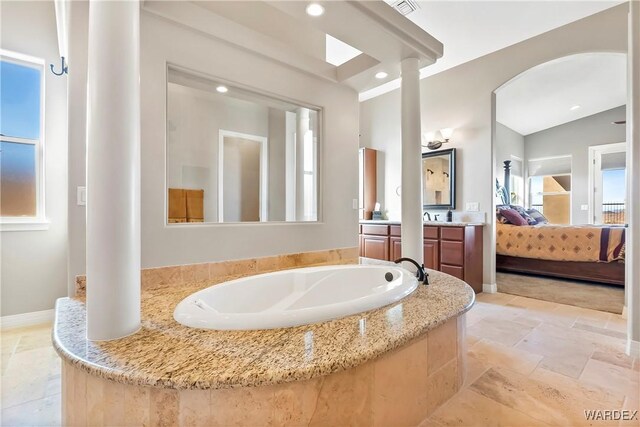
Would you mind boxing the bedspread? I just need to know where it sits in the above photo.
[496,223,625,263]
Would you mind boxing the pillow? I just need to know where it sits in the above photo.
[510,205,538,225]
[500,208,529,226]
[496,205,511,224]
[526,208,548,225]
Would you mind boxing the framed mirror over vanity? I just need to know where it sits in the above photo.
[422,148,456,210]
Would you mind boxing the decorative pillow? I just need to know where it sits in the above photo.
[526,208,548,225]
[500,208,529,226]
[496,205,511,224]
[510,205,538,225]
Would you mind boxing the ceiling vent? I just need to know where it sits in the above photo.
[390,0,420,16]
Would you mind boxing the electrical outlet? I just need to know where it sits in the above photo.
[77,187,86,206]
[581,204,589,211]
[466,202,479,212]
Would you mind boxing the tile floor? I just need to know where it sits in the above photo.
[1,293,638,426]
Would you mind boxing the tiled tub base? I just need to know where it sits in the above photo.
[62,316,466,427]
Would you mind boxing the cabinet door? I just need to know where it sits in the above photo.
[423,239,439,270]
[390,237,402,261]
[362,235,389,261]
[441,264,464,280]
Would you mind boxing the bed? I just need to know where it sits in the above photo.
[496,222,626,286]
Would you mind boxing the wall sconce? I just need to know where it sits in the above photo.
[422,128,454,150]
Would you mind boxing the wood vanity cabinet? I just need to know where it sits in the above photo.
[360,224,389,260]
[359,223,484,293]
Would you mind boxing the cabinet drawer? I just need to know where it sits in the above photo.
[362,235,389,261]
[361,224,389,236]
[441,227,464,241]
[441,240,464,266]
[423,226,439,240]
[441,264,464,281]
[390,225,402,237]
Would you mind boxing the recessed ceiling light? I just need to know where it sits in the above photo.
[216,85,228,93]
[375,71,388,79]
[570,105,581,111]
[306,3,324,17]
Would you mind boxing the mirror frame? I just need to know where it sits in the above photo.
[422,148,456,210]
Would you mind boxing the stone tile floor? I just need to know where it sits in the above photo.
[1,292,638,426]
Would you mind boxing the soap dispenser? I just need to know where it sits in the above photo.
[446,209,453,222]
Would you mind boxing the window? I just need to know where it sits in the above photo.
[0,50,46,228]
[528,155,572,224]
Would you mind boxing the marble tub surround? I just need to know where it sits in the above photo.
[74,246,359,295]
[54,269,474,390]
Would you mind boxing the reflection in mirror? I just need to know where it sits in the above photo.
[166,67,320,223]
[422,148,456,209]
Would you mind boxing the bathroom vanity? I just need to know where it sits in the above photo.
[359,220,484,292]
[53,265,474,426]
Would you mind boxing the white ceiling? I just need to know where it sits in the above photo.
[496,52,626,135]
[361,0,624,101]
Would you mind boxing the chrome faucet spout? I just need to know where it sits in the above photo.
[423,211,431,221]
[393,257,429,285]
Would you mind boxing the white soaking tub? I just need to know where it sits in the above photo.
[173,265,419,330]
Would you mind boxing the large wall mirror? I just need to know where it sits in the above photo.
[166,67,320,224]
[422,148,456,209]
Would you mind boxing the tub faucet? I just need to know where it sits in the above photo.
[394,257,429,285]
[423,211,431,221]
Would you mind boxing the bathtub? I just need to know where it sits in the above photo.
[173,265,419,330]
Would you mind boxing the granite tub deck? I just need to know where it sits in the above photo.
[54,269,475,426]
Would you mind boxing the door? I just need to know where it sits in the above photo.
[590,143,626,224]
[362,235,389,261]
[423,239,439,270]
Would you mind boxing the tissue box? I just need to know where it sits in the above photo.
[372,211,383,220]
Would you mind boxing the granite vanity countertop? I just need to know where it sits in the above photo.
[53,269,475,390]
[360,219,485,227]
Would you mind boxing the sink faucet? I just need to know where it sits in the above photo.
[393,257,429,285]
[423,211,431,221]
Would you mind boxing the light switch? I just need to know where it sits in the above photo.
[352,199,358,209]
[77,186,86,206]
[466,202,479,212]
[581,204,589,211]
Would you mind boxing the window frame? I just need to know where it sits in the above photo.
[0,49,48,231]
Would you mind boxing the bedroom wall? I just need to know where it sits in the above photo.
[524,105,627,224]
[359,4,628,287]
[495,122,525,186]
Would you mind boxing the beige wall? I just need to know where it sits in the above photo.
[66,5,360,275]
[0,0,69,316]
[359,4,628,286]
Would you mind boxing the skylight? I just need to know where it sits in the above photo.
[325,34,361,66]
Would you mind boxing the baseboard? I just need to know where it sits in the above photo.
[483,283,497,293]
[627,339,640,358]
[0,309,54,331]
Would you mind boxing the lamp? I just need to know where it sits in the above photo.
[422,128,455,150]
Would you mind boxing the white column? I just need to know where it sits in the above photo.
[626,0,640,356]
[400,57,424,266]
[86,0,141,341]
[295,108,310,221]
